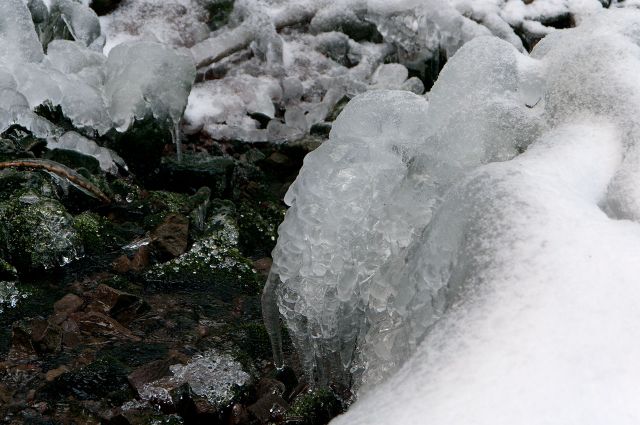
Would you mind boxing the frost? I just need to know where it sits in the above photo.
[264,7,640,424]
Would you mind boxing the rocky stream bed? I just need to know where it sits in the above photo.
[0,119,345,424]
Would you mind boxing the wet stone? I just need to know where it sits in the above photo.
[151,213,189,260]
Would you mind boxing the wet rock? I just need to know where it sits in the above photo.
[156,153,234,196]
[112,245,151,274]
[53,293,83,316]
[71,311,141,341]
[248,393,289,423]
[41,356,133,403]
[0,193,83,273]
[73,212,127,256]
[144,200,260,295]
[151,213,189,260]
[139,349,251,419]
[85,284,149,325]
[286,388,344,425]
[45,365,70,382]
[106,117,171,181]
[127,358,173,396]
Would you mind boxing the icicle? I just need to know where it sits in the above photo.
[262,271,285,369]
[172,121,183,163]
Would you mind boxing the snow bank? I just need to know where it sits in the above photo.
[264,6,640,423]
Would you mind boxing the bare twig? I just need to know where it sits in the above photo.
[0,158,111,204]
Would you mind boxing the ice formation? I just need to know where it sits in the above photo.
[264,6,640,423]
[0,0,195,166]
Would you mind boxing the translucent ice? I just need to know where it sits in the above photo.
[265,35,542,387]
[266,7,640,424]
[104,40,196,131]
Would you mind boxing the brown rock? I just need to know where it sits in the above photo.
[61,319,82,348]
[252,257,272,277]
[85,284,149,325]
[127,358,173,395]
[112,245,151,273]
[30,318,63,353]
[45,365,70,382]
[71,311,141,342]
[53,293,84,315]
[247,393,289,423]
[151,213,189,259]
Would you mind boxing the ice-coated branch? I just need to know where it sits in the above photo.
[190,4,322,68]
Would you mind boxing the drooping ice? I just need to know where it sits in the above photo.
[261,6,640,424]
[265,34,542,388]
[104,40,196,131]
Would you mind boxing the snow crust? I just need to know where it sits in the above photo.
[262,7,640,423]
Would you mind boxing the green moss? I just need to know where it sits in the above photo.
[205,0,235,31]
[144,198,261,294]
[1,193,83,272]
[287,388,344,425]
[237,200,285,257]
[73,211,126,255]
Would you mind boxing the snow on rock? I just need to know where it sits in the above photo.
[262,6,640,423]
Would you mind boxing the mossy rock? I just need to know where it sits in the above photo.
[0,192,83,273]
[205,0,235,31]
[103,116,171,181]
[73,211,127,255]
[237,200,285,257]
[144,200,261,296]
[287,388,344,425]
[155,153,234,196]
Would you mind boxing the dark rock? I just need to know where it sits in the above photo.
[248,393,289,423]
[30,317,63,353]
[71,311,141,341]
[127,358,173,396]
[156,153,234,196]
[151,213,190,260]
[206,0,235,31]
[85,284,149,325]
[310,122,332,137]
[8,319,37,360]
[89,0,122,15]
[286,388,344,425]
[0,193,83,273]
[40,356,133,403]
[44,148,101,175]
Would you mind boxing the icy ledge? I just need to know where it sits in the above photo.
[264,8,640,423]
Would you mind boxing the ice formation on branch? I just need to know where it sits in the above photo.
[265,7,640,423]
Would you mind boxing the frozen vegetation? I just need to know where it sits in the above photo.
[263,5,640,425]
